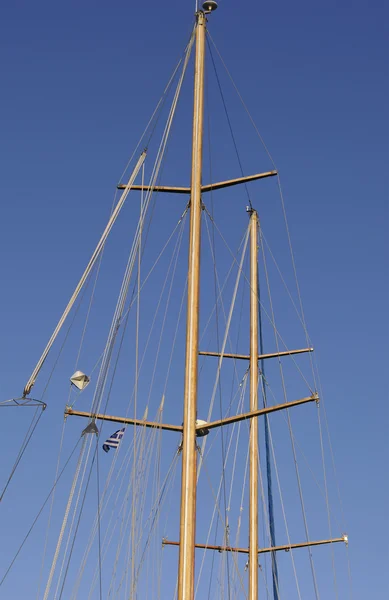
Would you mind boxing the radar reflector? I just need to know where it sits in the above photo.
[70,370,90,391]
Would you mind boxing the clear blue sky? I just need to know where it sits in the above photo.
[0,0,387,598]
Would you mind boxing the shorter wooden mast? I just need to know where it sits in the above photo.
[249,210,259,598]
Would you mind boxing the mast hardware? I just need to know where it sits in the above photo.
[202,1,218,13]
[70,370,90,391]
[81,421,99,436]
[195,419,209,437]
[0,397,47,409]
[116,170,278,194]
[162,535,348,554]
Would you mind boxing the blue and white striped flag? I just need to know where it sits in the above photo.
[102,428,125,453]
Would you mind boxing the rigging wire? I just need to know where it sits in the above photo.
[317,403,339,598]
[53,423,96,599]
[2,274,92,506]
[206,31,277,170]
[42,432,93,600]
[205,61,231,599]
[117,24,196,185]
[315,365,354,599]
[71,214,188,598]
[0,405,44,503]
[57,443,98,600]
[0,436,82,588]
[206,35,252,211]
[259,226,320,599]
[195,378,249,596]
[197,221,250,479]
[89,29,194,422]
[96,437,103,600]
[205,48,336,553]
[196,445,247,599]
[257,261,280,599]
[130,163,144,598]
[36,419,67,600]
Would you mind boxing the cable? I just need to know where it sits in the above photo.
[0,437,82,588]
[0,405,44,503]
[206,35,252,210]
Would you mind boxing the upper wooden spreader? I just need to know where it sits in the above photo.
[117,170,278,195]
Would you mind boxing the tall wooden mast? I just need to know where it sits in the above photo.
[249,210,259,599]
[177,8,207,600]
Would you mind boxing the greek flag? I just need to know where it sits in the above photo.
[102,428,125,453]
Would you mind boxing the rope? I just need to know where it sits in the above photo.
[117,25,195,185]
[197,221,250,479]
[71,216,188,597]
[23,152,146,399]
[259,223,319,598]
[0,437,82,588]
[257,270,280,599]
[195,376,248,597]
[36,419,67,599]
[260,412,302,598]
[206,35,252,210]
[53,430,95,599]
[89,30,194,421]
[0,405,44,503]
[96,438,103,600]
[58,444,98,600]
[317,404,339,598]
[42,433,91,600]
[196,445,247,599]
[206,32,277,170]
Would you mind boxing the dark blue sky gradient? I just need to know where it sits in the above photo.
[0,1,387,598]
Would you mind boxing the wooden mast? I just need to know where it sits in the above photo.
[249,209,259,598]
[177,9,206,600]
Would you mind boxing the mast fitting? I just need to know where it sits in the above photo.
[202,1,218,13]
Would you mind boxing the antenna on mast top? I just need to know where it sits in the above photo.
[202,1,218,13]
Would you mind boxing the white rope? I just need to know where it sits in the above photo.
[23,152,147,398]
[42,432,92,600]
[197,447,247,599]
[53,432,95,599]
[262,416,302,599]
[259,225,319,598]
[197,222,250,480]
[89,28,195,422]
[317,404,339,597]
[36,419,67,599]
[195,376,249,597]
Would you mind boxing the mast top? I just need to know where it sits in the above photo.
[202,1,218,13]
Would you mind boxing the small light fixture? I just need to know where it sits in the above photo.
[196,419,209,437]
